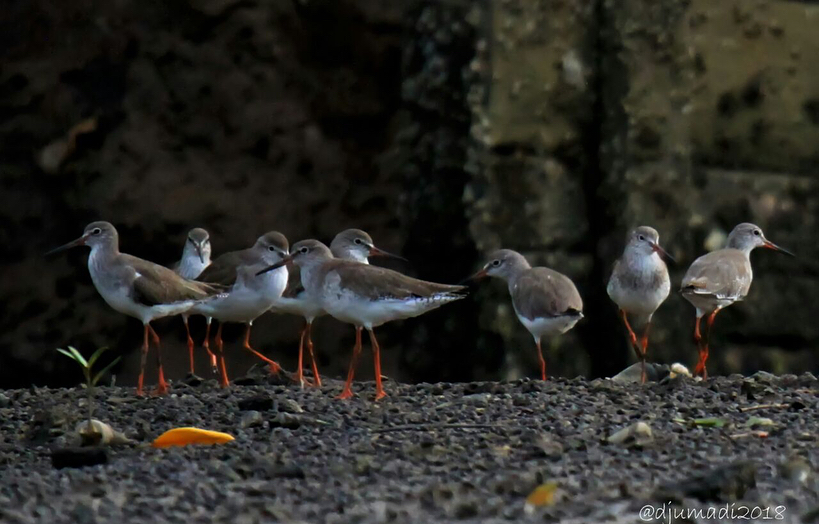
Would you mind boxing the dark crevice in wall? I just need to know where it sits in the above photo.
[578,0,631,378]
[392,0,485,382]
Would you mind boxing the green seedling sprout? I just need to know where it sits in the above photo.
[56,346,121,435]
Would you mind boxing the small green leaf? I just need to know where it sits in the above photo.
[68,346,88,368]
[56,348,78,362]
[92,356,121,387]
[87,346,109,369]
[692,417,727,428]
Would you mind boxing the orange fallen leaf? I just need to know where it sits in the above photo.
[524,482,559,514]
[152,427,235,448]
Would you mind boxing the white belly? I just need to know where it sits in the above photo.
[191,266,287,323]
[191,288,271,323]
[322,287,460,329]
[270,293,326,321]
[94,280,152,322]
[607,281,670,318]
[681,292,737,316]
[517,313,581,341]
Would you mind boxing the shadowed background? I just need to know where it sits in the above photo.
[1,0,817,389]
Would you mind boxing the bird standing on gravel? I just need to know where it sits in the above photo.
[171,227,213,376]
[48,221,221,395]
[191,232,290,386]
[259,239,466,400]
[271,228,406,388]
[607,226,672,384]
[680,223,793,378]
[465,250,583,380]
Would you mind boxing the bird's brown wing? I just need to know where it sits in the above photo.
[511,267,583,321]
[125,255,220,306]
[328,261,466,301]
[196,249,251,287]
[681,249,751,300]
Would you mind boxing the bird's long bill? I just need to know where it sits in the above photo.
[46,235,86,256]
[763,240,795,257]
[369,245,408,262]
[459,268,488,285]
[651,242,676,263]
[256,255,292,276]
[196,243,205,264]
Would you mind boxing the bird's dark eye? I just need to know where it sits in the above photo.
[638,235,645,241]
[492,259,501,267]
[268,246,276,252]
[354,238,362,245]
[753,229,761,236]
[92,228,102,235]
[299,247,309,254]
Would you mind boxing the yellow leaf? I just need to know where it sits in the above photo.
[152,427,235,448]
[524,482,559,513]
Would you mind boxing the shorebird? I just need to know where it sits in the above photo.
[465,250,583,380]
[192,232,289,386]
[681,223,793,378]
[171,227,213,375]
[47,221,220,395]
[259,239,465,400]
[607,226,672,383]
[272,228,406,388]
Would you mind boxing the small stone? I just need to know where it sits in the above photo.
[749,371,776,383]
[607,422,653,447]
[798,372,817,386]
[462,393,492,405]
[533,433,564,459]
[0,393,9,408]
[779,456,812,486]
[240,411,263,429]
[276,399,303,414]
[270,413,302,429]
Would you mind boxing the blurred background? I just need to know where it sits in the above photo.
[1,0,817,389]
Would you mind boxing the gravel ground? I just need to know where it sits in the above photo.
[0,370,817,524]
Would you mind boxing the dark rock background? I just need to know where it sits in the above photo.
[1,0,817,389]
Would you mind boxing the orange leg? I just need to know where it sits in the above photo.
[368,328,386,401]
[202,318,217,373]
[147,324,168,395]
[693,315,706,377]
[295,324,307,387]
[701,309,720,380]
[242,323,282,374]
[305,321,322,388]
[183,316,195,375]
[619,309,642,362]
[337,327,363,400]
[215,323,229,388]
[535,338,547,381]
[137,324,150,396]
[638,322,652,384]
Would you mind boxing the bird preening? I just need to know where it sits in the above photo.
[48,221,793,399]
